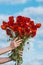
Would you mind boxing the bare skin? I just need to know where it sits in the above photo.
[0,37,23,64]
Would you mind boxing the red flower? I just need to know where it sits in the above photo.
[25,17,30,23]
[31,31,36,37]
[1,25,7,30]
[6,29,11,35]
[10,23,18,32]
[0,16,41,38]
[8,16,14,26]
[25,28,30,35]
[29,21,34,27]
[24,24,29,29]
[16,16,23,22]
[30,25,37,32]
[36,23,41,28]
[16,16,26,27]
[3,21,7,26]
[6,29,13,38]
[16,16,22,25]
[18,27,24,36]
[9,16,14,22]
[1,21,8,30]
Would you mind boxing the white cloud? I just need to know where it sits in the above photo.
[28,42,35,53]
[15,6,43,17]
[36,55,43,60]
[0,15,9,42]
[37,28,43,36]
[0,0,29,5]
[0,14,9,25]
[0,14,16,25]
[36,0,43,2]
[14,6,43,36]
[29,61,41,65]
[0,6,43,23]
[38,42,43,48]
[28,55,43,65]
[14,6,43,27]
[23,45,43,65]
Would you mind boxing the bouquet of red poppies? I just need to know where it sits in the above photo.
[0,16,41,65]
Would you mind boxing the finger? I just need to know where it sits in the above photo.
[17,41,22,45]
[19,51,23,55]
[16,43,21,46]
[14,37,18,41]
[19,52,23,55]
[19,51,23,53]
[19,53,23,56]
[16,39,22,43]
[19,53,22,56]
[17,42,22,45]
[16,41,22,44]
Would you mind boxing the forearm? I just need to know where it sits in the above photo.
[0,57,12,64]
[0,46,12,55]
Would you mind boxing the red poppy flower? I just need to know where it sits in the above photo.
[8,16,14,26]
[16,16,26,27]
[30,25,37,32]
[6,29,13,38]
[3,21,8,26]
[25,17,30,23]
[0,16,41,38]
[24,24,28,28]
[36,23,41,28]
[29,20,34,27]
[9,16,14,22]
[18,26,24,36]
[1,21,8,30]
[1,25,7,30]
[16,16,22,22]
[11,23,18,32]
[6,29,12,36]
[25,28,30,35]
[20,29,24,36]
[31,31,36,37]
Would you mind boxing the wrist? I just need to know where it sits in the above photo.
[8,46,13,51]
[9,57,12,61]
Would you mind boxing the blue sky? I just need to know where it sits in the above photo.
[0,0,43,65]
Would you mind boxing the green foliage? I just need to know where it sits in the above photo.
[9,35,30,65]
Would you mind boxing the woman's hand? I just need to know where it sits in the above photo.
[0,51,23,64]
[19,50,23,57]
[10,37,22,50]
[0,37,22,55]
